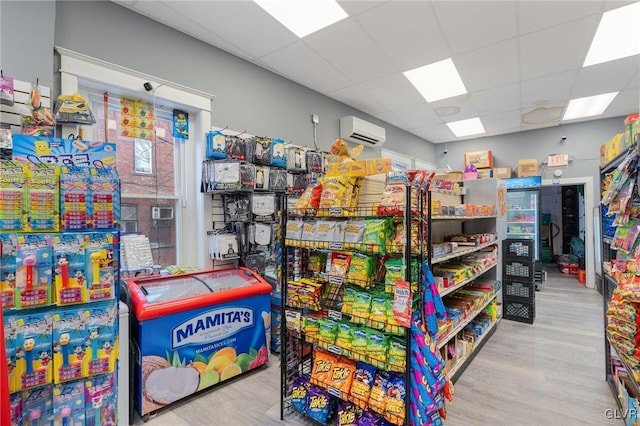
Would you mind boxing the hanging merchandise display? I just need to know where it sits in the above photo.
[53,93,97,125]
[120,97,155,140]
[172,109,189,139]
[0,73,15,106]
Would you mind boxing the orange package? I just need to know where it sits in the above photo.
[327,358,356,396]
[311,350,337,387]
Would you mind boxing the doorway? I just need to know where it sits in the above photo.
[541,177,594,288]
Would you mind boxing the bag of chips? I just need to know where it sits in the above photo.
[349,362,377,409]
[347,253,376,288]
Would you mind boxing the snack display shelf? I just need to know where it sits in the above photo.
[429,188,466,196]
[431,240,497,265]
[326,309,407,337]
[288,207,427,220]
[437,293,498,349]
[607,335,640,396]
[604,273,618,288]
[284,240,424,258]
[306,336,405,374]
[448,319,499,380]
[606,374,628,423]
[438,266,498,297]
[431,215,498,221]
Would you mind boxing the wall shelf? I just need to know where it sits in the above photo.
[431,240,497,265]
[437,293,498,349]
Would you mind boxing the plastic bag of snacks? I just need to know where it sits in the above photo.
[361,218,392,254]
[293,180,322,216]
[368,370,391,414]
[378,172,409,216]
[290,376,310,414]
[311,350,337,386]
[348,361,377,409]
[319,176,348,210]
[330,252,353,277]
[347,253,376,288]
[337,400,363,426]
[306,385,334,424]
[384,374,406,425]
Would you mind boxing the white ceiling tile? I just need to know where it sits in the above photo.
[472,84,521,114]
[410,124,455,144]
[260,42,352,94]
[521,71,578,107]
[356,2,451,71]
[455,39,519,92]
[481,110,522,134]
[573,56,640,98]
[429,94,479,122]
[625,72,640,89]
[518,1,602,35]
[359,74,426,111]
[393,104,442,129]
[303,18,398,83]
[165,1,297,58]
[433,1,517,54]
[520,15,599,80]
[604,1,639,11]
[374,110,410,130]
[337,1,383,16]
[327,85,387,115]
[604,88,640,117]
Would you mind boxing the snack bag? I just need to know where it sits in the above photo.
[361,219,391,254]
[337,400,363,426]
[368,370,391,414]
[344,220,366,249]
[384,375,407,425]
[329,358,356,396]
[319,176,348,210]
[351,328,369,356]
[351,291,373,324]
[316,220,339,242]
[359,410,382,425]
[311,350,337,386]
[387,338,406,370]
[293,180,323,216]
[285,219,304,242]
[347,253,376,289]
[366,329,389,362]
[301,221,317,243]
[378,172,409,216]
[304,315,321,339]
[330,252,352,278]
[306,385,333,424]
[384,259,405,293]
[291,376,309,414]
[317,317,339,344]
[308,252,328,273]
[342,286,357,316]
[368,293,389,329]
[335,321,354,350]
[349,362,377,409]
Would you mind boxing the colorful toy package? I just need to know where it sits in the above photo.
[0,160,27,231]
[59,166,91,231]
[25,162,60,232]
[22,383,53,425]
[53,233,87,305]
[15,311,53,390]
[89,167,120,230]
[53,307,90,383]
[84,232,117,302]
[85,373,117,426]
[53,380,85,425]
[9,390,22,426]
[271,138,286,168]
[0,233,18,308]
[4,313,19,392]
[206,130,227,159]
[15,233,53,309]
[85,301,118,376]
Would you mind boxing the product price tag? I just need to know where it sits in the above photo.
[328,310,343,320]
[329,242,343,250]
[327,386,342,398]
[328,276,345,285]
[328,208,343,216]
[327,344,342,355]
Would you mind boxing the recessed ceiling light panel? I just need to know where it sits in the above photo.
[446,117,485,137]
[562,92,618,121]
[404,58,468,103]
[583,2,640,67]
[253,0,348,38]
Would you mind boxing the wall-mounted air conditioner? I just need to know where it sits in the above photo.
[151,206,174,220]
[340,116,386,147]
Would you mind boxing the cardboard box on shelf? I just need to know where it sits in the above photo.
[477,168,492,179]
[464,150,493,169]
[493,166,512,179]
[517,159,538,177]
[364,158,392,175]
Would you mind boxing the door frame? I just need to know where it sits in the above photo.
[542,176,595,289]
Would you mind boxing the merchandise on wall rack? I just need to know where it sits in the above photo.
[281,160,454,426]
[601,117,640,424]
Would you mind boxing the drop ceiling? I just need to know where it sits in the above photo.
[114,0,640,144]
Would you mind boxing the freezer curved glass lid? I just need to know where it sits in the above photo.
[127,267,272,320]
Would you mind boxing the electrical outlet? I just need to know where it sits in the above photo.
[311,114,319,124]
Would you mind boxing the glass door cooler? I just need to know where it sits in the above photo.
[126,267,272,418]
[504,177,541,260]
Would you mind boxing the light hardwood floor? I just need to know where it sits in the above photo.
[133,270,618,425]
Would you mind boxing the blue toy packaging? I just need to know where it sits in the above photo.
[206,130,227,159]
[4,313,19,393]
[9,390,22,426]
[85,373,116,426]
[22,384,53,426]
[271,138,286,168]
[53,307,90,384]
[53,380,86,426]
[15,233,53,309]
[0,160,27,231]
[85,301,118,377]
[59,166,92,231]
[15,311,53,390]
[89,167,120,230]
[84,232,116,302]
[53,233,88,305]
[25,162,60,232]
[0,233,18,308]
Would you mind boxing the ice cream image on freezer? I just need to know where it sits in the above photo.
[24,337,36,374]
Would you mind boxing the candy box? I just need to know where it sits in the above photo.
[15,233,53,309]
[0,160,27,231]
[15,311,53,391]
[53,307,89,383]
[4,313,19,392]
[53,380,85,426]
[0,233,18,308]
[53,233,87,306]
[59,166,92,231]
[85,373,116,426]
[89,167,120,230]
[84,301,118,376]
[22,384,53,426]
[25,162,60,232]
[9,391,22,426]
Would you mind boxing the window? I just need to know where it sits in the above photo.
[134,139,153,174]
[121,204,138,234]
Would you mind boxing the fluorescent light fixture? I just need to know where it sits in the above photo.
[446,117,485,137]
[253,0,348,38]
[404,58,467,103]
[583,2,640,66]
[562,92,618,120]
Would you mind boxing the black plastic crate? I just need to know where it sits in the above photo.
[504,280,535,302]
[503,259,535,282]
[502,239,535,260]
[503,297,535,324]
